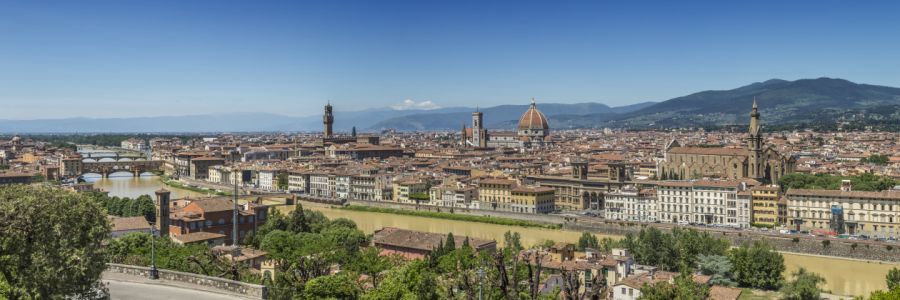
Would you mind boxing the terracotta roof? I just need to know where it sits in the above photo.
[192,198,237,213]
[518,101,549,130]
[173,232,226,243]
[667,147,747,157]
[109,216,151,232]
[372,227,496,251]
[708,286,742,300]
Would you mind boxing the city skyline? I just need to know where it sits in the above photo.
[3,1,900,119]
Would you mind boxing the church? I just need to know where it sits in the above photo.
[660,100,796,184]
[460,99,554,148]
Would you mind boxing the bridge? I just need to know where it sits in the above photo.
[61,156,164,178]
[81,152,148,162]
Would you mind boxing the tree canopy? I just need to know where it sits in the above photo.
[777,172,899,193]
[0,185,111,300]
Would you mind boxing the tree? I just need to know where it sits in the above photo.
[0,164,9,170]
[303,274,361,300]
[542,239,556,249]
[415,271,440,300]
[854,285,900,300]
[887,267,900,290]
[637,269,711,300]
[696,254,736,287]
[444,232,456,252]
[350,246,394,289]
[729,239,785,289]
[780,267,826,300]
[287,203,311,233]
[30,173,46,183]
[0,185,111,300]
[276,172,289,190]
[577,232,599,251]
[503,230,523,251]
[351,127,357,138]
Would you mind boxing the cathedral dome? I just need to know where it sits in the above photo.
[11,134,20,143]
[518,100,549,131]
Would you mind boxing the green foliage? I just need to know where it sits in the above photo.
[0,185,111,300]
[341,205,561,229]
[750,222,774,229]
[542,239,556,249]
[30,173,46,183]
[277,172,289,189]
[777,173,899,193]
[347,246,395,289]
[503,230,523,251]
[351,127,357,138]
[696,254,736,287]
[887,268,900,290]
[87,192,156,222]
[577,232,599,251]
[49,140,77,150]
[792,238,800,243]
[303,274,361,300]
[853,285,900,300]
[0,164,9,170]
[287,203,311,233]
[637,269,711,300]
[363,260,432,300]
[729,239,786,290]
[889,246,894,251]
[780,267,827,300]
[822,240,830,248]
[408,194,431,200]
[861,155,890,166]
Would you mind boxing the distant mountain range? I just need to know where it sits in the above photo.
[2,77,898,133]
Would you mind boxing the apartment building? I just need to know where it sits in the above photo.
[288,170,310,193]
[606,186,657,221]
[309,172,329,196]
[751,186,781,226]
[257,169,280,191]
[189,157,225,180]
[393,180,429,203]
[786,181,900,237]
[658,181,694,223]
[510,185,555,214]
[691,180,741,227]
[478,178,517,211]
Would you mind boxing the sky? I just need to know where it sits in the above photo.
[1,1,899,120]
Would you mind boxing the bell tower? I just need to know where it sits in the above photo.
[323,101,334,138]
[472,109,484,147]
[155,189,171,237]
[748,98,763,178]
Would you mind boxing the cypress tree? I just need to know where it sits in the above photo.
[462,236,470,249]
[445,232,456,252]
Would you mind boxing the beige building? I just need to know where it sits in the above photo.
[190,157,225,180]
[786,183,900,237]
[477,178,517,211]
[393,180,429,203]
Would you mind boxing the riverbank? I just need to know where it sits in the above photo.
[150,172,232,197]
[341,205,562,229]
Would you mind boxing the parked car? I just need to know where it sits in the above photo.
[860,235,871,239]
[779,230,790,234]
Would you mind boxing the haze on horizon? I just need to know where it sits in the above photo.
[1,1,899,120]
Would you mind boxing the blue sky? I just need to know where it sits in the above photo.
[1,1,898,119]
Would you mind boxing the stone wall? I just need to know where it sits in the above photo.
[345,200,566,225]
[563,218,900,263]
[106,263,267,299]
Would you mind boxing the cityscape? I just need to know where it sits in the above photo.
[3,2,900,300]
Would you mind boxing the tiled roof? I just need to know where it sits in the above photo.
[173,232,226,243]
[109,216,151,232]
[372,227,495,251]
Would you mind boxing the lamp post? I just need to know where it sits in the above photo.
[476,268,485,300]
[149,225,158,279]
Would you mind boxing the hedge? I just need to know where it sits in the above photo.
[341,205,562,229]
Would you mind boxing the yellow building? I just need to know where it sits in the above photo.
[511,185,555,213]
[786,183,899,237]
[478,178,516,211]
[751,186,781,226]
[22,153,44,163]
[393,180,429,204]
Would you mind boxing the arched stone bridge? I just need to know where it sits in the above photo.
[82,160,164,178]
[81,152,148,162]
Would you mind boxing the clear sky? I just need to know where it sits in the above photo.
[1,1,899,119]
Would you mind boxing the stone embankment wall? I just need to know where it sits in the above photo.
[564,218,900,263]
[106,263,267,299]
[345,200,566,225]
[344,200,900,263]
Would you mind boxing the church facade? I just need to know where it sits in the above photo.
[660,100,796,184]
[461,99,554,148]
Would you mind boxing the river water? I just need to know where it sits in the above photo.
[283,205,894,297]
[78,149,208,199]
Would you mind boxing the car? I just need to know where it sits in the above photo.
[860,235,871,239]
[889,237,898,241]
[653,220,661,223]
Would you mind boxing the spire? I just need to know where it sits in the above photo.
[530,97,536,109]
[753,97,757,109]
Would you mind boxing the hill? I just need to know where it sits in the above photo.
[601,78,900,128]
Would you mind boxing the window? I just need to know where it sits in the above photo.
[190,222,196,230]
[218,219,225,225]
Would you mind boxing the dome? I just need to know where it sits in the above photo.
[518,100,549,130]
[11,134,20,143]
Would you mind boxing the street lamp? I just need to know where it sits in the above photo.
[149,225,158,280]
[476,268,485,300]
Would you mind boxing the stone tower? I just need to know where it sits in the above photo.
[323,101,334,138]
[155,189,171,237]
[472,110,484,147]
[748,99,763,179]
[571,160,588,180]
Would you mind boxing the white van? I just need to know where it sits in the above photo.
[779,230,790,234]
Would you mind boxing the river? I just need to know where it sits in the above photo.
[79,149,209,199]
[279,205,894,297]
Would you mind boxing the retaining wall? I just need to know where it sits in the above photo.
[345,200,566,225]
[106,263,267,299]
[563,218,900,263]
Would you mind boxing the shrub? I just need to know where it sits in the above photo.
[822,240,830,248]
[888,245,894,251]
[851,243,858,250]
[792,238,800,243]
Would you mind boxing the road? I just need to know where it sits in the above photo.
[103,272,251,300]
